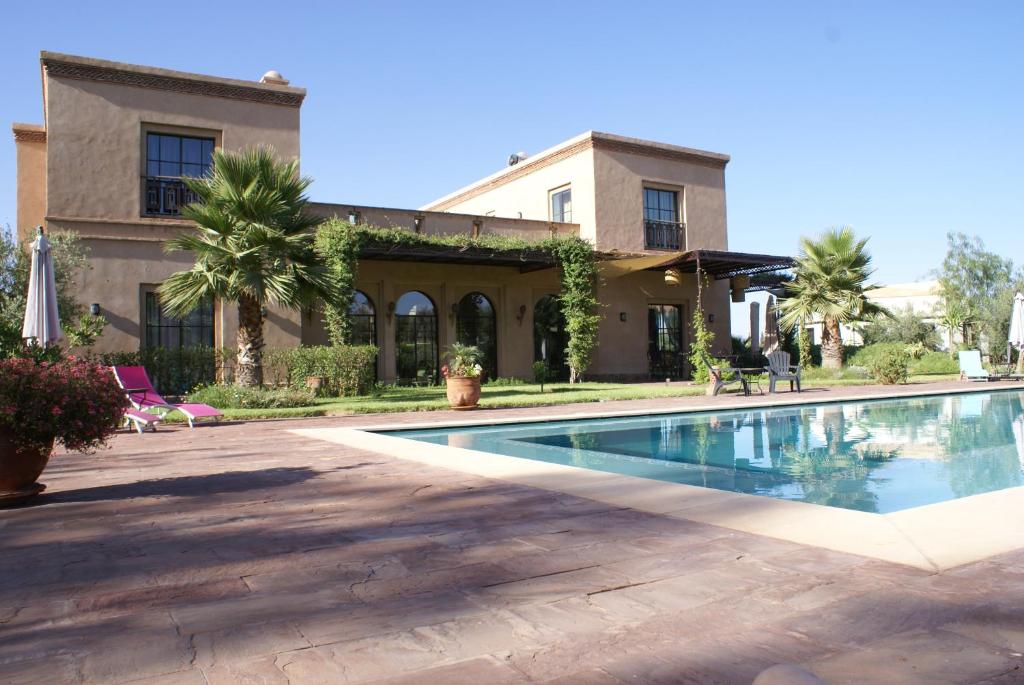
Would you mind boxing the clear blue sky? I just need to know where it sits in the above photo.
[2,1,1021,284]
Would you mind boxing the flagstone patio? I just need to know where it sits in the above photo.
[3,383,1024,684]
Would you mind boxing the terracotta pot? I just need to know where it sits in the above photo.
[0,426,53,506]
[445,376,481,410]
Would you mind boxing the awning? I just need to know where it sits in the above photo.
[598,249,793,280]
[639,249,794,280]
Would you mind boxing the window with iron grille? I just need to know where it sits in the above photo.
[551,187,572,223]
[144,291,214,349]
[643,188,684,249]
[144,133,215,216]
[644,188,678,223]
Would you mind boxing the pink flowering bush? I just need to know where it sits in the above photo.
[0,357,129,453]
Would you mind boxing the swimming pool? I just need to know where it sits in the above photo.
[386,390,1024,514]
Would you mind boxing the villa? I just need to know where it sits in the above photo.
[12,51,793,383]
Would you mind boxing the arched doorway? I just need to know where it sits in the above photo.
[456,292,497,380]
[533,295,569,380]
[395,291,438,384]
[349,291,376,346]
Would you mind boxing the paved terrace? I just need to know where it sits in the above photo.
[3,381,1024,684]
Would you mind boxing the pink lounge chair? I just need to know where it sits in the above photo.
[111,365,222,428]
[124,408,162,434]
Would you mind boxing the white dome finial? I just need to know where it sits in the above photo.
[260,70,289,86]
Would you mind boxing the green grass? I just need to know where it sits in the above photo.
[164,373,962,422]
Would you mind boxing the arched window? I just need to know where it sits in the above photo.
[533,295,569,381]
[456,292,497,380]
[395,291,438,384]
[348,291,376,346]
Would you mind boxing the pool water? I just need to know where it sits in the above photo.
[385,390,1024,513]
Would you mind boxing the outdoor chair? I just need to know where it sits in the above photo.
[765,350,802,393]
[958,351,998,382]
[111,365,223,428]
[702,356,750,396]
[123,408,162,434]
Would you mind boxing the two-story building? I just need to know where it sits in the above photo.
[12,52,792,383]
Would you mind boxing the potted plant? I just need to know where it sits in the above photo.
[442,343,483,410]
[0,357,128,506]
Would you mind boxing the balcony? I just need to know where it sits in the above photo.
[144,176,200,216]
[644,219,686,250]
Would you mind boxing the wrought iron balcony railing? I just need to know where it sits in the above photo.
[644,219,686,250]
[144,176,200,216]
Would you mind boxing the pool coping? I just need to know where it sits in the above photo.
[290,382,1024,573]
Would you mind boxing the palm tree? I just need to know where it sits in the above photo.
[159,147,336,386]
[778,227,887,370]
[935,293,969,352]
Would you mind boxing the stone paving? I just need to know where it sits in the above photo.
[3,383,1024,684]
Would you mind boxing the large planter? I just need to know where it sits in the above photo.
[0,426,53,507]
[445,376,481,410]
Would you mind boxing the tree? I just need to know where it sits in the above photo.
[777,226,887,369]
[933,297,969,352]
[0,227,106,358]
[858,305,941,349]
[159,147,336,386]
[933,233,1021,361]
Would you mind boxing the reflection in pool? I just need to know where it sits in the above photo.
[385,391,1024,513]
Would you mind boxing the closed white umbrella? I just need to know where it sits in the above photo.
[1009,292,1024,374]
[21,226,63,347]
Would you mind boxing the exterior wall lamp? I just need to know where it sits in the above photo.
[516,304,527,326]
[387,301,396,322]
[90,303,101,316]
[450,303,458,322]
[708,313,715,323]
[413,216,424,234]
[620,312,628,322]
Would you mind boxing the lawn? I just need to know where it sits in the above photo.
[186,373,962,421]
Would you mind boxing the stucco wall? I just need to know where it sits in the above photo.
[592,146,728,253]
[310,203,578,240]
[69,235,301,354]
[301,258,732,382]
[39,68,304,354]
[302,260,563,382]
[44,76,300,223]
[427,148,599,244]
[14,132,47,241]
[593,271,731,378]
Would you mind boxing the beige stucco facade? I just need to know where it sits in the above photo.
[12,51,762,383]
[423,131,730,255]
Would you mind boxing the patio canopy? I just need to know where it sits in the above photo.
[601,249,794,281]
[358,242,794,280]
[359,240,558,272]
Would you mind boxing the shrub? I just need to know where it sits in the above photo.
[442,343,482,379]
[859,306,941,349]
[95,347,236,396]
[188,384,315,409]
[532,361,550,392]
[910,350,959,375]
[485,377,525,386]
[868,347,910,385]
[265,345,377,397]
[846,343,905,370]
[0,357,129,452]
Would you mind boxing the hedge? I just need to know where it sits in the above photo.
[95,347,235,395]
[264,345,377,397]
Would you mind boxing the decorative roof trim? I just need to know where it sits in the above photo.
[12,123,46,143]
[41,53,305,108]
[424,131,729,212]
[592,136,729,170]
[427,138,594,211]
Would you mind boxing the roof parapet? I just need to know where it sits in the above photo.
[39,51,306,108]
